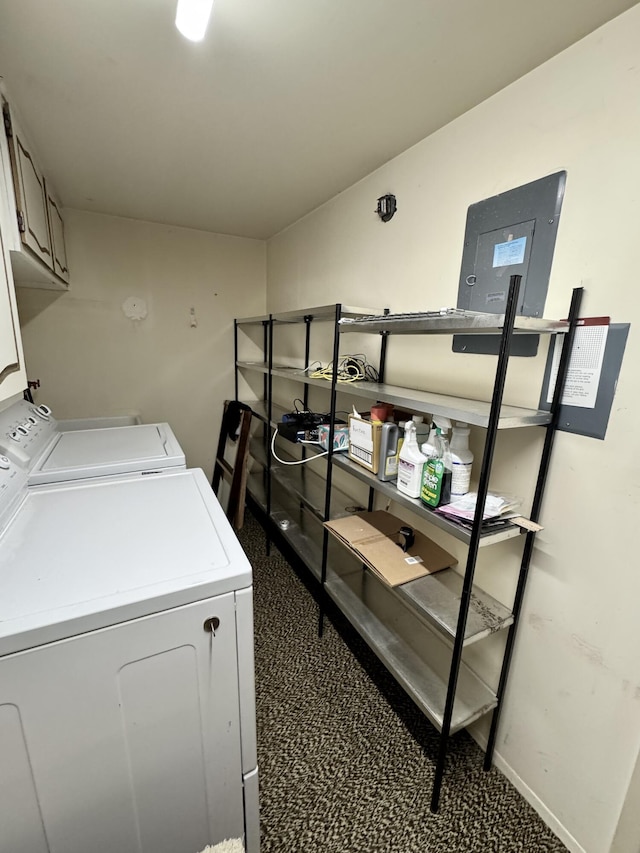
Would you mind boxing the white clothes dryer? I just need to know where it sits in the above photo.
[0,398,185,484]
[0,455,259,853]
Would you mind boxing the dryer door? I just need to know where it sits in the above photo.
[0,593,246,853]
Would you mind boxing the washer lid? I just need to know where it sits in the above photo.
[29,423,186,484]
[0,468,251,655]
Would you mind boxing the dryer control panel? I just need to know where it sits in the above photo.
[0,453,28,529]
[0,399,58,468]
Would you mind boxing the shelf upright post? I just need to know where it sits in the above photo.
[367,320,390,514]
[303,315,312,411]
[318,304,342,637]
[233,319,239,403]
[260,318,270,516]
[430,274,522,812]
[483,285,583,769]
[378,317,389,382]
[262,319,269,413]
[300,315,313,476]
[265,314,274,556]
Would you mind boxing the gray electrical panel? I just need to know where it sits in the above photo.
[453,171,566,356]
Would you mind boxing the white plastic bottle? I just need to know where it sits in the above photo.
[421,425,438,461]
[450,421,474,498]
[397,421,429,499]
[411,415,430,446]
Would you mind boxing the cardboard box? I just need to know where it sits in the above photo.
[324,510,457,587]
[348,415,383,473]
[318,423,349,452]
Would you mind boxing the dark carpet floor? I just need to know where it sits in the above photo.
[238,512,567,853]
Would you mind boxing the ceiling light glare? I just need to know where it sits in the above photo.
[175,0,214,42]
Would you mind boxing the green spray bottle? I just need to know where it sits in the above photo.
[420,416,452,508]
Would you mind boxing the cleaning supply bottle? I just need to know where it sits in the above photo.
[421,417,452,507]
[420,421,438,461]
[411,414,430,446]
[378,422,399,482]
[397,420,429,498]
[450,421,474,498]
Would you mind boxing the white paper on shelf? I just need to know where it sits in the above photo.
[546,318,609,409]
[436,493,520,522]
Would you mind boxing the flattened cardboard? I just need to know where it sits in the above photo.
[324,510,457,587]
[511,516,544,532]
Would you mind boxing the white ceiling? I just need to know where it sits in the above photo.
[0,0,636,239]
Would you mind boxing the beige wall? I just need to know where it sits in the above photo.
[16,209,266,475]
[267,8,640,853]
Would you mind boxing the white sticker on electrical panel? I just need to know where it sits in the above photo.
[493,236,526,267]
[405,555,423,565]
[486,291,506,304]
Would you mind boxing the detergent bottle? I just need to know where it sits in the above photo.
[396,420,429,498]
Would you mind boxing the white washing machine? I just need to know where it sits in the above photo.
[0,399,185,484]
[58,413,142,430]
[0,455,259,853]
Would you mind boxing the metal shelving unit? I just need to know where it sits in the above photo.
[234,277,582,813]
[331,454,522,546]
[236,363,554,429]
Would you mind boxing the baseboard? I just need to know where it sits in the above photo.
[470,730,586,853]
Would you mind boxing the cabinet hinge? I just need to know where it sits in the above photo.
[2,105,12,138]
[16,210,25,233]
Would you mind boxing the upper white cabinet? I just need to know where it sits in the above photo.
[0,216,27,405]
[46,187,69,284]
[0,226,19,382]
[7,112,52,267]
[1,93,69,291]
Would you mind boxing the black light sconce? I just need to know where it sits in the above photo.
[376,194,397,222]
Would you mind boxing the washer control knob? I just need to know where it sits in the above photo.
[27,416,37,426]
[32,405,51,420]
[16,425,29,436]
[9,430,20,441]
[0,455,10,469]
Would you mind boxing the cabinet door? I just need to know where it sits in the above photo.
[0,594,247,853]
[46,186,69,283]
[0,223,21,393]
[6,112,53,269]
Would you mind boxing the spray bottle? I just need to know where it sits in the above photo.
[420,418,438,461]
[397,421,429,498]
[420,416,452,507]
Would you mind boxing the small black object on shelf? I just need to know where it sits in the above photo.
[396,525,415,552]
